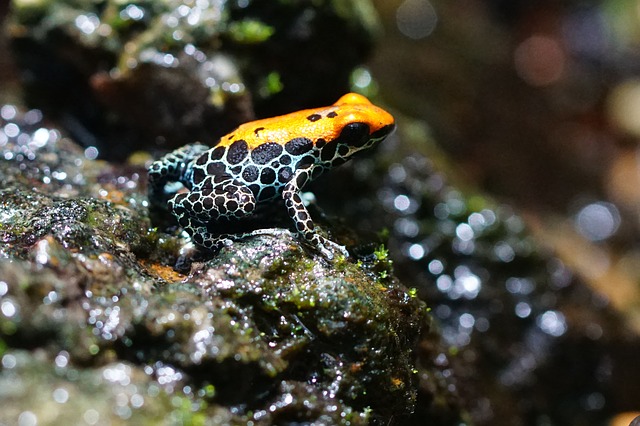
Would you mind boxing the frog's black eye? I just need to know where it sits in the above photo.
[340,122,370,148]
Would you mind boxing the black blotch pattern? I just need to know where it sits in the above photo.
[227,140,249,164]
[254,127,265,135]
[296,171,309,187]
[251,142,283,165]
[337,144,349,157]
[193,168,205,184]
[231,165,243,175]
[242,165,259,182]
[278,167,293,183]
[320,142,337,162]
[207,162,225,175]
[306,114,321,122]
[295,155,315,169]
[211,146,226,160]
[260,168,276,185]
[284,137,313,155]
[311,167,324,180]
[213,173,230,184]
[327,111,338,118]
[248,184,260,196]
[315,138,327,148]
[280,154,292,165]
[195,154,208,165]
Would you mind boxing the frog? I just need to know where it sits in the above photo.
[147,92,395,260]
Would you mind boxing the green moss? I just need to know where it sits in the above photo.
[259,71,284,97]
[226,19,275,44]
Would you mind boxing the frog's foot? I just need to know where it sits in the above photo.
[307,234,349,261]
[241,228,349,261]
[244,228,293,238]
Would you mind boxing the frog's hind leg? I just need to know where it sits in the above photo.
[168,178,257,251]
[147,143,210,208]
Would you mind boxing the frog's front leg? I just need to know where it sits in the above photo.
[148,143,210,209]
[168,177,257,251]
[282,168,349,260]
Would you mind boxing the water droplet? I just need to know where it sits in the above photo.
[1,300,17,317]
[2,354,17,369]
[4,123,19,138]
[428,259,444,275]
[436,275,452,292]
[407,243,425,260]
[55,351,69,368]
[396,0,438,40]
[537,310,567,336]
[52,388,69,404]
[83,409,100,425]
[494,241,515,262]
[18,411,37,426]
[515,302,532,318]
[75,14,100,35]
[1,105,17,120]
[393,194,411,212]
[459,313,475,328]
[131,394,144,408]
[505,277,535,295]
[84,146,99,160]
[575,202,620,241]
[455,223,474,241]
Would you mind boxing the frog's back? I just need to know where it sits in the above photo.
[216,93,394,150]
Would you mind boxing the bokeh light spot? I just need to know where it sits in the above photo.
[396,0,438,40]
[514,35,565,86]
[574,202,620,242]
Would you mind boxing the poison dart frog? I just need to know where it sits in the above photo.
[148,93,395,259]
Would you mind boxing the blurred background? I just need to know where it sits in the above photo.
[369,0,640,334]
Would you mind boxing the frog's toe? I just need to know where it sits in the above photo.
[316,238,349,261]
